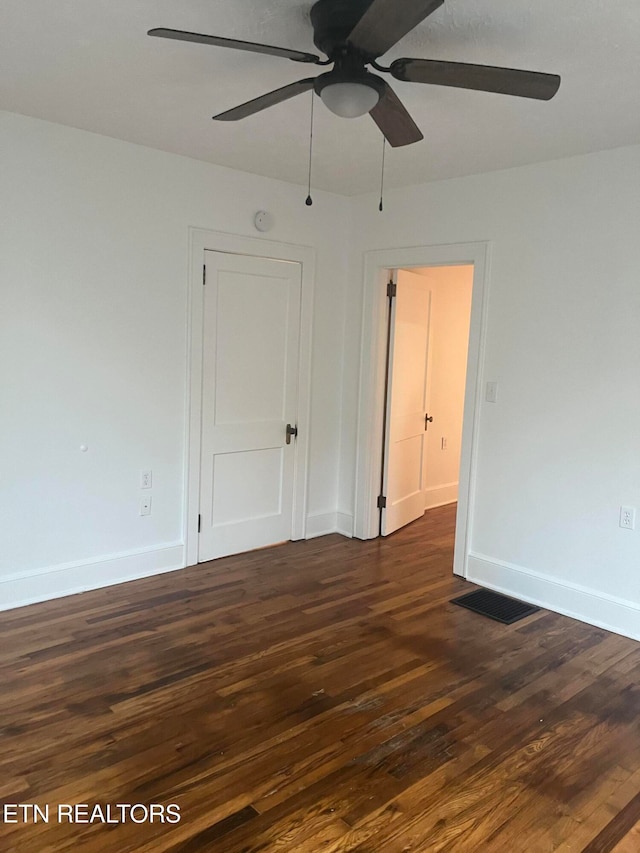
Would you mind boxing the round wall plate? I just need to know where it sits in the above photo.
[254,211,274,232]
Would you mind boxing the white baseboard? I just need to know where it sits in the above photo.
[0,543,186,613]
[424,482,458,510]
[336,512,354,538]
[305,511,338,539]
[305,511,353,539]
[467,552,640,642]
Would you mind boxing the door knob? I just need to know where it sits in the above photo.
[425,414,433,430]
[286,424,298,445]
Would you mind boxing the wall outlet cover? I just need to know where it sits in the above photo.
[620,506,636,530]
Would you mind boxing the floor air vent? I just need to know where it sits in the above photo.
[451,588,539,624]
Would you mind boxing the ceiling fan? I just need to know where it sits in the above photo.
[149,0,561,148]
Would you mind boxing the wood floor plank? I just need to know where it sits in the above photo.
[1,505,640,852]
[610,819,640,852]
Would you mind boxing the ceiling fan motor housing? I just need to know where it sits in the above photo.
[310,0,377,58]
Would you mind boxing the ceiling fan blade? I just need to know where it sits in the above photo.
[213,78,316,121]
[347,0,443,59]
[148,28,321,64]
[390,58,561,100]
[370,82,423,147]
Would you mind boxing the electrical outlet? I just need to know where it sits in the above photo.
[140,496,152,516]
[486,381,499,403]
[619,506,635,530]
[141,469,152,489]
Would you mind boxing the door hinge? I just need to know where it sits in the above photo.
[202,265,206,286]
[197,514,201,533]
[377,495,387,509]
[387,280,396,298]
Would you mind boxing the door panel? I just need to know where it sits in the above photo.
[214,273,291,424]
[199,251,301,561]
[382,270,432,535]
[211,448,284,525]
[389,434,423,504]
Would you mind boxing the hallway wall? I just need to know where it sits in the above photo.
[413,265,473,509]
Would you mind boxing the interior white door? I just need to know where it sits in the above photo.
[199,251,301,561]
[382,269,433,535]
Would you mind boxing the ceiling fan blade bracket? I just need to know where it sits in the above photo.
[370,58,391,73]
[300,56,332,66]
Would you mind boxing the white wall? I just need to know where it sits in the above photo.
[3,109,640,642]
[414,265,473,509]
[343,144,640,640]
[0,110,350,609]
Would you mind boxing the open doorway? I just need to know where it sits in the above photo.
[380,265,474,537]
[353,241,489,578]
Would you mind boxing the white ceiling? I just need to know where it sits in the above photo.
[3,0,640,195]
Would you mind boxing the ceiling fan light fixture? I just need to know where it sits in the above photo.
[319,81,380,118]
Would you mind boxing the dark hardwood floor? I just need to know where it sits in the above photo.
[2,504,640,852]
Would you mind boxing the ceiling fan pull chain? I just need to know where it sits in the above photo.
[378,137,386,212]
[305,90,315,206]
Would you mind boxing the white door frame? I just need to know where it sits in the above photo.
[353,242,491,578]
[184,228,315,567]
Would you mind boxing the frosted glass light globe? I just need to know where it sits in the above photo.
[320,82,380,118]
